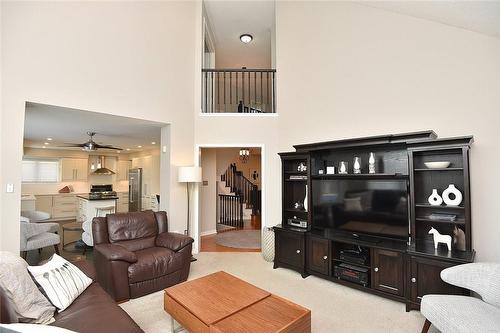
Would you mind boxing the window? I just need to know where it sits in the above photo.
[22,159,59,183]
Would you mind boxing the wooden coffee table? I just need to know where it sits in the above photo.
[164,271,311,333]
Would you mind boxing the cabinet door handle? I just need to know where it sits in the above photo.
[296,249,301,254]
[323,255,328,260]
[411,277,417,283]
[374,267,379,272]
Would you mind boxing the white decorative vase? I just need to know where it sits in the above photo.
[428,189,443,206]
[442,184,462,206]
[368,152,376,174]
[339,161,347,174]
[262,227,275,262]
[303,185,308,212]
[353,157,361,174]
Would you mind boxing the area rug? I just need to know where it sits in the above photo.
[215,230,261,249]
[119,252,437,333]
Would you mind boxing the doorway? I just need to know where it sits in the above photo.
[197,146,262,252]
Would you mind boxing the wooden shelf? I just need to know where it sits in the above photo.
[284,208,308,213]
[285,179,308,182]
[414,168,463,172]
[415,204,465,210]
[332,258,371,270]
[284,171,308,175]
[415,217,465,225]
[311,173,408,180]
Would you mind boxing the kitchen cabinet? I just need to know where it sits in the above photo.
[61,158,88,181]
[34,194,77,220]
[52,195,77,219]
[307,235,330,276]
[35,195,53,213]
[372,249,405,296]
[117,160,131,181]
[117,192,129,212]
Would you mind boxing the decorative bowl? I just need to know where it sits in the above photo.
[424,161,451,169]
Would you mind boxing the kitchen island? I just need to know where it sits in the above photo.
[77,195,118,246]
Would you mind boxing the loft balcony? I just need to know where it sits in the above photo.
[202,68,276,114]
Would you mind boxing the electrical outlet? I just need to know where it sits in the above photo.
[6,183,14,193]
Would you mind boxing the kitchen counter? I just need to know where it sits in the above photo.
[77,195,119,201]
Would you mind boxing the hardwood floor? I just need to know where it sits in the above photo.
[200,215,261,253]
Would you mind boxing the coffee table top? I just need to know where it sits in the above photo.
[165,271,270,325]
[211,294,310,333]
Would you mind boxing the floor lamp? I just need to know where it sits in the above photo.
[178,166,202,261]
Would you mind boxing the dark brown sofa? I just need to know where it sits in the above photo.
[0,260,143,333]
[92,210,193,302]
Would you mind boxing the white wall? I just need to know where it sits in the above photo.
[1,1,197,253]
[199,148,217,235]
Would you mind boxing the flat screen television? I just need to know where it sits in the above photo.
[311,179,409,240]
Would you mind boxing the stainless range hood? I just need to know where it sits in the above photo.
[92,156,115,175]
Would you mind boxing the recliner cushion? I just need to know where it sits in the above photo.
[127,247,181,284]
[421,294,500,333]
[107,211,158,243]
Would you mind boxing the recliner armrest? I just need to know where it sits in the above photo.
[156,232,194,252]
[94,244,137,263]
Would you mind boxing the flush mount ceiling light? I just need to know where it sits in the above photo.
[240,34,253,44]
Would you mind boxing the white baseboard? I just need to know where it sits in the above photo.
[200,229,217,236]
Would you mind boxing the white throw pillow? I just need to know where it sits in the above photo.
[27,254,92,312]
[0,323,76,333]
[0,251,55,324]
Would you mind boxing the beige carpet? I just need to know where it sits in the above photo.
[120,252,439,333]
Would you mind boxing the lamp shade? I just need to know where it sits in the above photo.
[178,166,202,183]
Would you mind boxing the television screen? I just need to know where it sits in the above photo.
[311,179,409,239]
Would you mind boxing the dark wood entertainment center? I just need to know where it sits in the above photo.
[274,131,475,311]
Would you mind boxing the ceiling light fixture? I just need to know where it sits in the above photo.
[240,34,253,44]
[137,145,142,148]
[47,138,53,141]
[42,146,46,149]
[44,142,49,145]
[126,148,130,151]
[151,142,156,145]
[239,148,250,163]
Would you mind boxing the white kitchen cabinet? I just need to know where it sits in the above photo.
[117,160,131,181]
[34,194,77,220]
[61,158,88,181]
[52,194,77,219]
[117,192,129,212]
[35,195,53,214]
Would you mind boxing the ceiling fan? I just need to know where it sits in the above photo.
[60,131,123,151]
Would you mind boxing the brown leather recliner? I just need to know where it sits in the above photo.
[92,210,193,302]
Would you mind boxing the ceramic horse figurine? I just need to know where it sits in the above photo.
[429,227,452,251]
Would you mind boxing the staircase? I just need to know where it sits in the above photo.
[218,163,261,229]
